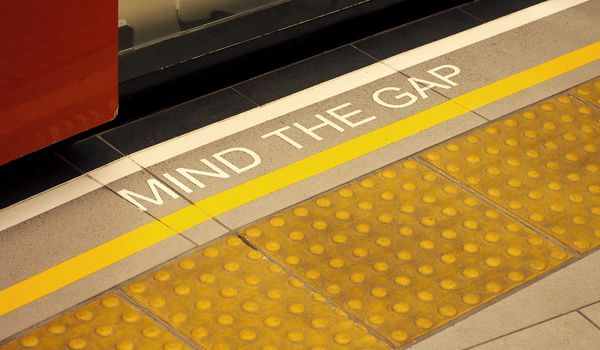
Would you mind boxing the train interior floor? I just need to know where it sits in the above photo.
[2,0,600,349]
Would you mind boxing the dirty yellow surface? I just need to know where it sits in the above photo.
[240,160,569,346]
[124,235,390,350]
[424,94,600,253]
[0,294,190,350]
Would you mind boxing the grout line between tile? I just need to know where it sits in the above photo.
[114,289,204,350]
[230,86,261,107]
[577,309,600,331]
[234,233,397,349]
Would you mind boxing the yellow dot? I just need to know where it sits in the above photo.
[569,194,584,203]
[376,237,392,247]
[440,254,456,264]
[68,338,87,350]
[311,318,329,329]
[334,333,352,345]
[446,164,460,173]
[391,330,408,342]
[289,278,304,288]
[462,293,480,305]
[238,329,257,341]
[572,216,587,225]
[199,273,216,284]
[396,251,412,261]
[417,291,434,301]
[484,232,500,243]
[400,204,416,213]
[529,213,544,222]
[20,336,40,348]
[75,309,93,321]
[347,300,363,310]
[551,250,568,260]
[370,287,388,298]
[541,103,554,111]
[506,246,522,257]
[586,164,599,173]
[226,236,242,246]
[401,182,417,191]
[442,207,458,217]
[263,316,280,328]
[169,312,188,323]
[164,342,183,350]
[149,297,166,308]
[419,240,435,250]
[367,314,386,325]
[529,260,546,271]
[486,211,498,220]
[220,287,238,298]
[373,262,390,272]
[485,126,499,135]
[122,311,141,323]
[213,344,230,350]
[550,204,565,212]
[284,256,301,265]
[329,258,345,269]
[395,276,411,287]
[420,217,437,227]
[202,248,219,258]
[217,314,234,326]
[378,213,394,223]
[352,248,368,258]
[508,271,525,282]
[463,198,479,208]
[270,217,286,227]
[439,305,457,317]
[339,188,354,198]
[143,326,162,339]
[265,241,281,252]
[558,95,572,104]
[101,296,121,308]
[463,268,480,278]
[382,169,397,179]
[287,332,304,343]
[223,262,241,272]
[466,135,481,143]
[332,234,348,243]
[522,111,536,119]
[415,318,433,329]
[308,244,325,254]
[505,138,519,146]
[303,270,319,280]
[574,239,591,250]
[423,172,438,182]
[315,197,332,208]
[195,299,212,311]
[357,200,374,211]
[528,191,543,200]
[488,188,501,197]
[440,229,457,240]
[47,323,66,335]
[312,220,328,230]
[380,191,395,201]
[293,207,309,217]
[178,259,196,270]
[524,130,538,138]
[463,220,479,230]
[466,155,481,163]
[95,325,113,337]
[485,257,502,267]
[245,227,262,237]
[486,167,501,176]
[440,279,457,290]
[426,152,440,161]
[548,181,562,191]
[418,265,434,275]
[527,236,543,246]
[485,282,503,294]
[326,284,341,294]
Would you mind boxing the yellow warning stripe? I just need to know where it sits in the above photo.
[1,41,599,316]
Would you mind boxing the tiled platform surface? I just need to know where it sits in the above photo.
[2,0,600,349]
[3,82,600,349]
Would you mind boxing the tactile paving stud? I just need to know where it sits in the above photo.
[240,159,569,347]
[0,293,190,350]
[572,78,600,108]
[424,94,600,253]
[124,235,390,350]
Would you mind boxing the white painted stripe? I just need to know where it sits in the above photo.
[130,62,396,167]
[0,0,587,230]
[88,158,144,185]
[384,0,589,70]
[0,176,102,232]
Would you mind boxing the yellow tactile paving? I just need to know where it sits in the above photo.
[239,160,570,347]
[424,94,600,253]
[572,78,600,108]
[0,293,190,350]
[124,235,390,350]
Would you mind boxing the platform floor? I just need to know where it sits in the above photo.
[2,0,600,349]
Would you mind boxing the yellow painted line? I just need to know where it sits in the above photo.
[1,41,599,316]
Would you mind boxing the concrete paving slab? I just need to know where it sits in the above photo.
[408,250,600,350]
[470,312,600,350]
